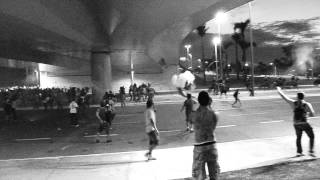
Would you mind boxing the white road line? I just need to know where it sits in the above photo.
[61,145,72,151]
[117,114,141,117]
[216,125,236,128]
[228,113,267,117]
[113,121,141,125]
[84,134,119,138]
[159,129,182,133]
[260,120,284,124]
[15,138,51,141]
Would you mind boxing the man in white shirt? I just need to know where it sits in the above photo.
[145,100,159,160]
[69,98,79,127]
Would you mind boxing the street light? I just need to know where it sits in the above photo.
[269,62,277,76]
[212,37,221,81]
[184,44,192,69]
[215,11,227,80]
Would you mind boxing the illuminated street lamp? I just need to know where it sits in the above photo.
[212,37,221,81]
[184,44,192,69]
[215,11,227,79]
[269,62,277,76]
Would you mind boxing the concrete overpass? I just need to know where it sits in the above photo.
[0,0,251,95]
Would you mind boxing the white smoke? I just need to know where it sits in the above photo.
[171,71,195,88]
[294,45,314,73]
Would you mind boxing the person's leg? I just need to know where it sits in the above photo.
[105,121,112,143]
[96,123,104,143]
[207,146,220,180]
[294,125,303,154]
[192,147,206,180]
[304,124,315,154]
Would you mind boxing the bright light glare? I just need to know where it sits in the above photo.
[212,37,221,45]
[215,11,227,23]
[184,44,191,49]
[245,63,249,66]
[180,57,187,61]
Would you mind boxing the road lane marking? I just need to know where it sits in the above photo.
[15,138,51,141]
[61,145,72,151]
[260,120,284,124]
[117,113,142,117]
[84,134,119,138]
[113,121,141,125]
[159,129,182,133]
[216,125,236,128]
[228,113,267,117]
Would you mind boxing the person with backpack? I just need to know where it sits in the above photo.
[277,87,316,157]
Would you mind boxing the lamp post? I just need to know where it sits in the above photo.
[212,37,221,81]
[248,2,255,96]
[184,44,192,69]
[215,11,227,80]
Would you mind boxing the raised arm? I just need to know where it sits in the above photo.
[306,102,315,117]
[276,87,294,108]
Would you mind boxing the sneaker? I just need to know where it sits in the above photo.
[148,156,156,160]
[309,152,316,157]
[144,152,150,158]
[295,153,304,157]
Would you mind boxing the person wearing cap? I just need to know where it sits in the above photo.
[95,102,112,143]
[192,91,220,180]
[277,86,316,157]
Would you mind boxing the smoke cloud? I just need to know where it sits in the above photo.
[171,71,195,89]
[293,45,314,73]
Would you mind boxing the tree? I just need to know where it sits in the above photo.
[231,32,241,79]
[196,25,208,82]
[222,41,233,77]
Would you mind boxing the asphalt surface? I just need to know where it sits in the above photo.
[1,88,320,160]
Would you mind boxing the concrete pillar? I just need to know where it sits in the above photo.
[91,51,112,102]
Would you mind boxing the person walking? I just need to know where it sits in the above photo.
[277,87,316,157]
[144,100,159,160]
[68,98,79,127]
[95,103,112,143]
[192,91,220,180]
[232,89,241,107]
[181,93,196,132]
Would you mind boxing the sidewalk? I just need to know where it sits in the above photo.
[1,130,320,180]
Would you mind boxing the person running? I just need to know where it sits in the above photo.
[181,93,196,132]
[192,91,220,180]
[277,87,316,157]
[232,89,241,107]
[95,103,112,143]
[144,100,159,160]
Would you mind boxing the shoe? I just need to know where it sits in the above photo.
[57,127,62,131]
[295,153,304,157]
[309,152,316,157]
[144,152,150,158]
[148,156,156,160]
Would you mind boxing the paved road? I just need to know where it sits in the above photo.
[1,88,320,160]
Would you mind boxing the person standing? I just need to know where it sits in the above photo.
[181,93,196,132]
[144,100,159,160]
[69,98,79,127]
[192,91,220,180]
[95,103,112,143]
[232,89,241,107]
[277,87,316,157]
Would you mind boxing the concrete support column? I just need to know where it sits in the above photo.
[91,51,112,102]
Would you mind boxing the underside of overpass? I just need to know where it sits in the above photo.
[0,0,252,95]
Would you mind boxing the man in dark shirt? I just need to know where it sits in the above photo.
[192,91,220,180]
[277,87,315,157]
[181,93,196,132]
